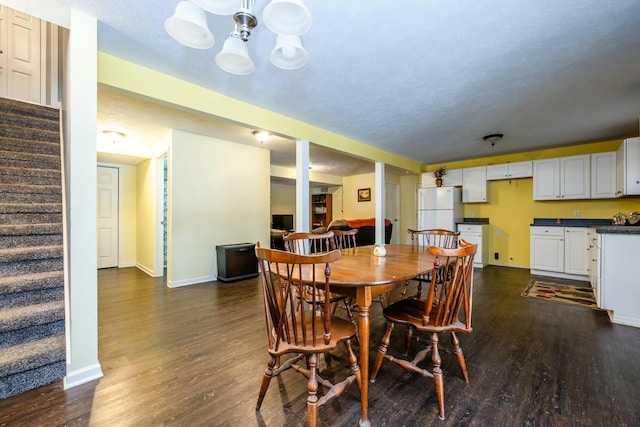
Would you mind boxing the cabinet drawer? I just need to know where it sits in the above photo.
[458,224,482,233]
[530,226,564,237]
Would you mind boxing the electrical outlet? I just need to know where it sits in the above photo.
[494,252,499,260]
[470,211,475,217]
[574,210,580,218]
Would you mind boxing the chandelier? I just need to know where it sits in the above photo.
[165,0,312,75]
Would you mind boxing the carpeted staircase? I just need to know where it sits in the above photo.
[0,97,66,399]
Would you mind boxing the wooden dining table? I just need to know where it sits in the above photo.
[321,244,437,427]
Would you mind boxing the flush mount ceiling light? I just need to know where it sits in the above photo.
[483,133,504,147]
[166,0,312,75]
[102,130,126,144]
[253,130,270,142]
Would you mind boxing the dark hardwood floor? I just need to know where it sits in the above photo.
[1,265,639,426]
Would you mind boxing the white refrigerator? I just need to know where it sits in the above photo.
[417,187,463,230]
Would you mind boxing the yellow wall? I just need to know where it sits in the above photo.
[119,164,137,267]
[136,158,156,273]
[342,173,376,219]
[426,139,640,268]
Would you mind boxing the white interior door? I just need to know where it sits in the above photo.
[97,166,119,269]
[385,182,400,244]
[0,6,41,103]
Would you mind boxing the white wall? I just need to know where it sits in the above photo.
[168,130,270,287]
[270,182,296,220]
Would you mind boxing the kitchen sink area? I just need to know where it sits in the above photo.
[530,217,640,328]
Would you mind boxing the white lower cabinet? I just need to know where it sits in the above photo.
[587,228,600,306]
[530,226,589,280]
[599,233,640,328]
[530,227,564,273]
[457,223,488,268]
[563,227,589,276]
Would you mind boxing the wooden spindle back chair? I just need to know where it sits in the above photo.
[283,231,356,330]
[284,231,336,254]
[254,246,361,427]
[331,228,358,250]
[370,240,477,420]
[404,228,461,299]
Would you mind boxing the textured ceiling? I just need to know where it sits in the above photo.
[14,0,640,174]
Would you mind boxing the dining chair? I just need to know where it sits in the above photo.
[254,246,361,427]
[284,231,357,330]
[403,228,461,300]
[370,240,477,420]
[331,228,358,250]
[283,231,336,255]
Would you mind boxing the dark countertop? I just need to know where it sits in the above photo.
[531,218,640,234]
[457,218,489,225]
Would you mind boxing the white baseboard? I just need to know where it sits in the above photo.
[611,313,640,328]
[136,263,154,276]
[64,363,103,390]
[168,275,217,288]
[530,269,589,282]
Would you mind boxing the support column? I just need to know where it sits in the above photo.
[296,140,310,232]
[375,162,385,245]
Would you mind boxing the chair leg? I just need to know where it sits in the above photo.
[371,321,394,382]
[403,325,414,356]
[256,355,277,411]
[307,353,319,427]
[431,333,445,420]
[344,338,362,391]
[451,332,469,383]
[343,301,359,344]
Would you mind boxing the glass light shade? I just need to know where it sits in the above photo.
[165,0,214,49]
[215,35,255,75]
[269,35,308,69]
[191,0,242,15]
[263,0,312,35]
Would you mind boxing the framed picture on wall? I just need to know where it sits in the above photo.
[358,188,371,202]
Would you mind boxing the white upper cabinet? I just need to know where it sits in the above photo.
[533,158,561,200]
[421,168,462,188]
[443,168,462,186]
[533,155,590,200]
[616,137,640,196]
[486,161,533,180]
[590,152,616,199]
[462,166,487,203]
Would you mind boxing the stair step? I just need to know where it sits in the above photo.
[1,258,64,277]
[0,183,61,196]
[0,124,59,144]
[0,212,62,226]
[0,98,59,121]
[0,150,60,170]
[0,233,62,250]
[0,245,63,264]
[0,319,64,349]
[0,136,60,156]
[0,359,65,399]
[0,335,65,394]
[0,203,62,214]
[0,286,64,310]
[0,271,64,297]
[0,300,64,334]
[0,111,59,133]
[0,166,61,186]
[0,223,63,237]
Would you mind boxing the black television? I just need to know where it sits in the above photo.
[272,214,294,231]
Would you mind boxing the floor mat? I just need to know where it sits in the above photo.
[521,280,600,310]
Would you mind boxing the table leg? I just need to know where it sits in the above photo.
[357,288,371,427]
